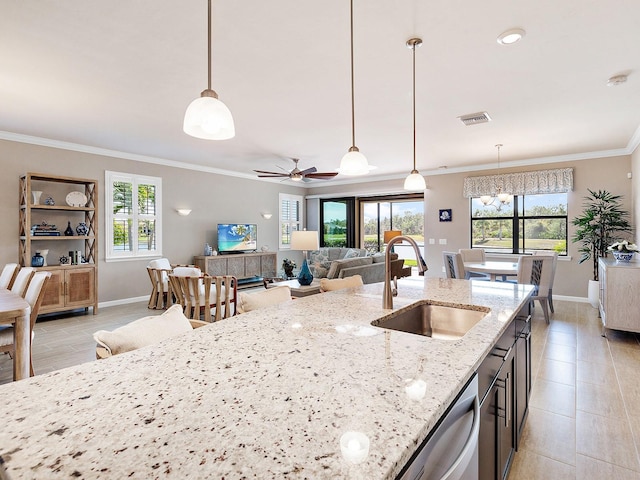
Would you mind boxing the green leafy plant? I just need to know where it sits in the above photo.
[571,189,633,281]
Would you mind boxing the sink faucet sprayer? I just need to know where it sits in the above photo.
[383,235,428,309]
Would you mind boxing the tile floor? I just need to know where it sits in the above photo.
[1,298,639,478]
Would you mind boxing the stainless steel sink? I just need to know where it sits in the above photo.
[372,302,489,340]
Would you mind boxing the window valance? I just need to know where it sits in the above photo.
[463,168,573,198]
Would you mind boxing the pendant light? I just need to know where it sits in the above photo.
[338,0,374,176]
[183,0,235,140]
[403,38,427,191]
[480,144,511,210]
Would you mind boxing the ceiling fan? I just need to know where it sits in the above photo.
[254,158,338,182]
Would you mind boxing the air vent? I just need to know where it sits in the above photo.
[458,111,491,126]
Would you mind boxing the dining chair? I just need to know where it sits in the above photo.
[532,251,558,313]
[458,248,490,280]
[0,263,20,290]
[0,271,51,378]
[146,258,174,309]
[517,256,554,323]
[442,252,466,279]
[10,267,35,298]
[169,273,237,321]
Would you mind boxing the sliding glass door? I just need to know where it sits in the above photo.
[361,195,424,254]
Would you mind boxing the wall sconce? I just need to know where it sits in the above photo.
[176,208,192,216]
[261,212,273,219]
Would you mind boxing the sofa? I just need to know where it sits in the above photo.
[307,247,409,284]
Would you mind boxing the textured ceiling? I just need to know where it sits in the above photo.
[2,0,639,185]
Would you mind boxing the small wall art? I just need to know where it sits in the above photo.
[439,209,452,222]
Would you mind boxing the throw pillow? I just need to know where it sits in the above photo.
[93,304,193,356]
[320,275,364,292]
[308,248,331,278]
[343,248,361,259]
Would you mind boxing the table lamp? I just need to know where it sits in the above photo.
[291,230,319,286]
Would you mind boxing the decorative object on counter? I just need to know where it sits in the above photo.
[31,221,61,236]
[69,250,83,265]
[66,191,87,207]
[31,190,43,205]
[59,255,69,265]
[76,222,88,236]
[290,230,319,286]
[339,431,369,464]
[64,221,74,236]
[31,251,44,267]
[44,196,55,206]
[211,249,217,256]
[282,258,296,279]
[38,249,49,267]
[608,240,638,263]
[204,243,213,256]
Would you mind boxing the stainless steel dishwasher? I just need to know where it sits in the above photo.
[397,374,480,480]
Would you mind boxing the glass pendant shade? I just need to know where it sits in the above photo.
[339,147,371,176]
[497,192,512,204]
[183,90,235,140]
[404,170,426,191]
[480,195,493,205]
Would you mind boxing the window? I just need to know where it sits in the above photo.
[320,198,355,247]
[106,171,162,260]
[471,193,568,254]
[361,195,424,254]
[279,193,303,250]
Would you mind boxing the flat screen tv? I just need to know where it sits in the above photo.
[217,223,257,253]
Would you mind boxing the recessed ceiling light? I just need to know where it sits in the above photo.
[607,74,628,87]
[497,28,526,45]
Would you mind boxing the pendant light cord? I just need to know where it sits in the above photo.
[412,41,416,171]
[349,0,356,148]
[207,0,212,91]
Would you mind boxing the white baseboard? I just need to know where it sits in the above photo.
[98,296,148,309]
[554,295,590,303]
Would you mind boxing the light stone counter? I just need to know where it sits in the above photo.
[0,277,533,479]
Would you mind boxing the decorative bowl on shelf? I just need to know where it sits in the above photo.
[612,251,634,263]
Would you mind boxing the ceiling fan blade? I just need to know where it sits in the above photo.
[254,170,289,176]
[257,173,290,178]
[304,172,339,179]
[299,166,317,176]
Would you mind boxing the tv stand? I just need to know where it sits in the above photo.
[194,252,277,289]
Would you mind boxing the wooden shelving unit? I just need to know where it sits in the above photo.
[19,173,98,315]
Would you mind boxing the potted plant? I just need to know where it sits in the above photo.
[571,189,633,306]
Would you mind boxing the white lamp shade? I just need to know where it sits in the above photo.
[338,149,373,176]
[497,192,512,203]
[403,171,426,191]
[183,95,235,140]
[290,230,319,251]
[480,195,493,205]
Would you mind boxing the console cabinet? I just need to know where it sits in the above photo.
[194,252,277,286]
[598,257,640,334]
[19,173,98,315]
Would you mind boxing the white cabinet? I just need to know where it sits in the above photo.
[598,257,640,334]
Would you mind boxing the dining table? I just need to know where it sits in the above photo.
[0,289,31,381]
[464,260,519,281]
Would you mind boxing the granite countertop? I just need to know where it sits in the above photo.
[0,277,533,479]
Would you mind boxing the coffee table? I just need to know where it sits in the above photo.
[265,278,321,297]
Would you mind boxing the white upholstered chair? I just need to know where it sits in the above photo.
[0,271,51,378]
[458,248,490,280]
[93,304,208,359]
[146,258,173,309]
[532,251,558,313]
[237,286,292,314]
[0,263,20,290]
[517,255,554,323]
[319,275,364,292]
[10,267,35,297]
[442,252,466,279]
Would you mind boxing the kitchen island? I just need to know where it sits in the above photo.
[0,277,533,479]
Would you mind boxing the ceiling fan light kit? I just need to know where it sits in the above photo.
[183,0,235,140]
[254,158,338,182]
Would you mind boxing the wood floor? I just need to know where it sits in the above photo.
[1,298,639,478]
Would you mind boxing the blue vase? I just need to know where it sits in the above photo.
[297,258,313,285]
[31,252,44,267]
